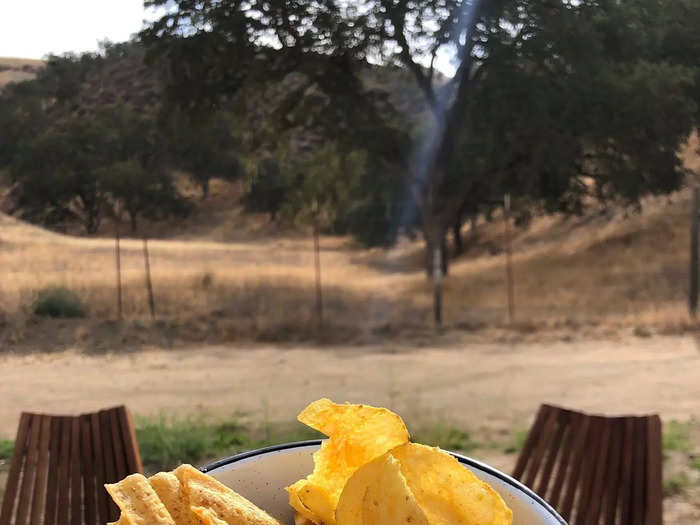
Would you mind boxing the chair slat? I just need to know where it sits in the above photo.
[513,404,663,525]
[89,412,109,525]
[43,417,62,525]
[618,418,636,525]
[585,417,613,525]
[602,418,625,525]
[117,407,142,474]
[2,406,142,525]
[630,417,647,525]
[79,415,96,525]
[524,406,558,489]
[548,410,580,509]
[0,413,31,525]
[645,416,663,525]
[98,410,119,521]
[70,419,82,525]
[572,416,604,525]
[108,409,127,481]
[512,405,548,480]
[16,414,43,525]
[56,418,72,525]
[560,413,591,521]
[536,410,568,499]
[29,416,52,525]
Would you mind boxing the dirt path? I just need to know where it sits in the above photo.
[2,335,699,437]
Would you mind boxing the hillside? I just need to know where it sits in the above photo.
[0,57,43,90]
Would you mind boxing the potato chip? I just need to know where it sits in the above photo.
[105,474,176,525]
[149,471,203,525]
[336,453,429,525]
[287,399,410,525]
[175,464,283,525]
[390,443,513,525]
[191,506,229,525]
[293,512,316,525]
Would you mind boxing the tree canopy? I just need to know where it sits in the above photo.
[142,0,699,269]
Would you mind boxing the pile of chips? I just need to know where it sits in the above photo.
[106,464,282,525]
[105,398,512,525]
[287,399,513,525]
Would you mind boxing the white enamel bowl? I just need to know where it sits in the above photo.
[202,440,566,525]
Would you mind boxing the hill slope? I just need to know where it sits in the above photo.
[0,57,43,90]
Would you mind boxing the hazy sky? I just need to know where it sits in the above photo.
[0,0,456,74]
[0,0,154,59]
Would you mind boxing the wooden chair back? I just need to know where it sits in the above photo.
[512,404,662,525]
[0,405,142,525]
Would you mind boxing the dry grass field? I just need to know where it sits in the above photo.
[0,178,698,349]
[0,134,697,350]
[0,57,43,90]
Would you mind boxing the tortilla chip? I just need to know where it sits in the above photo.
[287,399,410,525]
[336,453,429,525]
[105,473,176,525]
[390,443,513,525]
[149,471,203,525]
[175,464,283,525]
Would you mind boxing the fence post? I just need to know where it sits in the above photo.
[115,224,123,320]
[312,201,323,332]
[690,187,699,317]
[504,193,515,323]
[143,237,156,321]
[433,246,442,328]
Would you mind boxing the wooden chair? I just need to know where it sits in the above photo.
[0,405,142,525]
[512,404,662,525]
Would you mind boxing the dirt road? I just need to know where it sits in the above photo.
[2,335,699,437]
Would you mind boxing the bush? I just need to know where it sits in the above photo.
[33,287,86,318]
[0,439,14,459]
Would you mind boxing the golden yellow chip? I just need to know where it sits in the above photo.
[149,471,203,525]
[105,474,176,525]
[336,453,429,525]
[175,464,283,525]
[390,443,513,525]
[287,399,410,525]
[191,506,229,525]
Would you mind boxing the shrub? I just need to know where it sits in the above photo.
[33,287,86,318]
[0,439,14,459]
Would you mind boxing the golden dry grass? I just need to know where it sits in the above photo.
[1,143,698,346]
[0,57,43,89]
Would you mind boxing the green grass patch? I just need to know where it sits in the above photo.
[503,428,529,454]
[412,422,477,452]
[135,414,322,472]
[690,457,700,471]
[0,439,14,460]
[663,472,692,497]
[663,421,692,455]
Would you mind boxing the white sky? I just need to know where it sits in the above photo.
[0,0,154,59]
[0,0,456,74]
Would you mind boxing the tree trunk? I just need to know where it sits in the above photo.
[201,179,210,200]
[129,213,138,233]
[453,220,463,255]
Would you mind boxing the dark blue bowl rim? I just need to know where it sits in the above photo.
[201,439,566,525]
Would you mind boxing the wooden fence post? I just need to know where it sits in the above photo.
[504,193,515,323]
[433,246,442,328]
[115,224,123,320]
[312,202,323,332]
[143,238,156,321]
[690,187,699,317]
